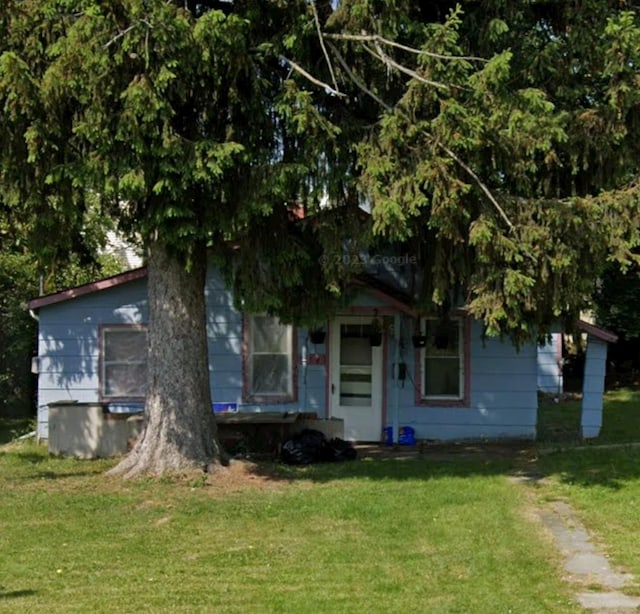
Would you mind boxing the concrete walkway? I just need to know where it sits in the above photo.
[358,443,640,611]
[512,475,640,612]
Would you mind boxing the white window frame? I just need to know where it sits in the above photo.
[100,325,147,400]
[244,315,295,402]
[420,317,465,401]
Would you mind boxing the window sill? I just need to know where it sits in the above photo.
[417,397,469,408]
[242,394,296,405]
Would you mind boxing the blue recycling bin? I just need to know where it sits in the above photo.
[383,425,416,446]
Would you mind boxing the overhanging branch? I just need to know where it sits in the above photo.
[310,1,340,95]
[363,41,453,91]
[323,32,488,63]
[437,143,515,232]
[280,56,346,98]
[326,41,391,111]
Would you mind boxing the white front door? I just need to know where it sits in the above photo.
[330,316,383,442]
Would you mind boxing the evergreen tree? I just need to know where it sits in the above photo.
[2,0,640,475]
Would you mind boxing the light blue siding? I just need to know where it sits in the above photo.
[36,263,548,443]
[203,267,328,413]
[581,337,608,438]
[35,279,148,439]
[35,268,329,439]
[537,333,563,393]
[384,318,537,441]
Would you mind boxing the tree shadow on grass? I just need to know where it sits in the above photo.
[0,588,37,600]
[0,448,115,483]
[243,443,537,485]
[242,441,640,491]
[537,446,640,490]
[25,469,109,481]
[0,450,48,465]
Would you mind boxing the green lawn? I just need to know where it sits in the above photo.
[537,447,640,593]
[537,388,640,444]
[0,440,578,613]
[535,388,640,595]
[2,389,639,612]
[0,417,35,445]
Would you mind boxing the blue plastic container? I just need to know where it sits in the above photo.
[398,426,416,446]
[213,402,238,413]
[383,426,393,445]
[383,426,416,445]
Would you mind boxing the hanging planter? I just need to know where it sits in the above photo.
[412,318,426,348]
[369,312,383,347]
[309,328,326,345]
[412,334,427,348]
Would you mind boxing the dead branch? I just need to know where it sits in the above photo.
[280,56,346,98]
[323,32,488,63]
[363,41,452,91]
[104,24,138,49]
[103,20,153,50]
[310,1,340,95]
[326,41,392,111]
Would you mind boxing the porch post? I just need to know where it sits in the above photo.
[392,313,401,444]
[580,336,608,439]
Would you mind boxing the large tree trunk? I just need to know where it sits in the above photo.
[109,239,227,478]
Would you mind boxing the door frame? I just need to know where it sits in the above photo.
[328,315,384,441]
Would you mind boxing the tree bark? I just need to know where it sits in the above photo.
[109,239,227,478]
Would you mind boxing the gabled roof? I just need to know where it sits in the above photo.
[353,273,416,317]
[28,267,147,311]
[577,320,618,344]
[25,266,620,345]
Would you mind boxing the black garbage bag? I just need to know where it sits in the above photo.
[328,437,357,462]
[281,429,357,465]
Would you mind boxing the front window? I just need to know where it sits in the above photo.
[101,326,147,399]
[244,315,295,402]
[421,318,464,400]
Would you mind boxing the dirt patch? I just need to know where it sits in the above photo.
[202,459,298,495]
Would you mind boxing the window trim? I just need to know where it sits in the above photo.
[414,316,470,407]
[99,324,148,402]
[242,314,297,404]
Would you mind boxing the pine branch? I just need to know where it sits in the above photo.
[323,47,515,231]
[326,41,392,111]
[284,29,512,231]
[323,32,488,63]
[364,41,452,91]
[310,1,340,95]
[280,56,346,98]
[437,143,515,232]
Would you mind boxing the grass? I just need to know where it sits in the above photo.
[536,447,640,592]
[535,388,640,594]
[0,417,35,445]
[0,440,579,613]
[1,389,639,612]
[537,388,640,444]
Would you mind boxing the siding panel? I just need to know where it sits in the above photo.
[384,318,537,440]
[36,264,557,442]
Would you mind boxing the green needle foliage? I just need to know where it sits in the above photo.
[324,2,640,342]
[2,0,640,470]
[3,1,640,339]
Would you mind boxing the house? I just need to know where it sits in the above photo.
[537,333,563,395]
[28,260,615,445]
